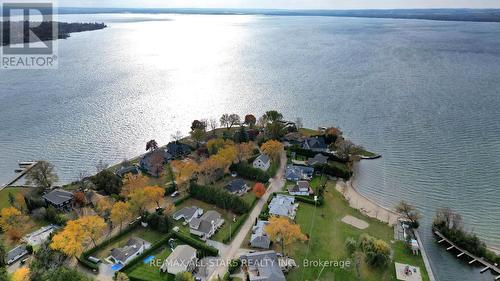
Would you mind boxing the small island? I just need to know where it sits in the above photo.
[1,21,107,46]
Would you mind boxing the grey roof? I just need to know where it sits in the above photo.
[226,179,247,193]
[303,137,327,150]
[140,149,169,174]
[285,165,314,180]
[240,251,286,281]
[189,210,221,234]
[42,189,74,205]
[116,165,140,178]
[307,153,329,166]
[173,206,200,220]
[167,141,191,157]
[254,154,270,165]
[289,181,311,193]
[110,237,149,263]
[251,220,271,249]
[165,244,197,266]
[268,195,296,217]
[6,245,27,264]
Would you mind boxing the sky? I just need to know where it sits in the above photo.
[57,0,500,9]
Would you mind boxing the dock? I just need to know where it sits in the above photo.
[1,161,38,190]
[435,230,500,280]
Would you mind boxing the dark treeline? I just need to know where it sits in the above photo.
[1,21,106,46]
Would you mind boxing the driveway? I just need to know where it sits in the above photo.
[207,151,287,280]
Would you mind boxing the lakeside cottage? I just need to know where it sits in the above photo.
[115,165,141,178]
[109,237,151,265]
[307,153,329,166]
[167,141,192,158]
[6,244,28,265]
[226,179,250,195]
[268,194,298,219]
[301,136,327,152]
[42,189,74,210]
[139,148,172,176]
[240,250,286,281]
[173,206,204,223]
[189,210,224,240]
[24,225,58,246]
[253,154,271,171]
[161,245,197,275]
[288,180,313,196]
[250,220,271,249]
[285,165,314,181]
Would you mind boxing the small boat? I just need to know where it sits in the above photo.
[14,169,24,173]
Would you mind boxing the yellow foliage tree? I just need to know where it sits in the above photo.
[236,142,254,162]
[111,201,132,232]
[14,193,27,213]
[79,215,107,247]
[207,138,234,155]
[51,215,106,256]
[121,173,149,196]
[144,185,165,208]
[260,140,283,162]
[264,216,308,254]
[11,267,30,281]
[171,159,199,185]
[217,145,237,168]
[0,207,26,232]
[197,157,224,184]
[96,197,114,217]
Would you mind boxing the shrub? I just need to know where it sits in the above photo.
[171,231,219,257]
[229,163,270,183]
[90,170,122,195]
[174,195,191,206]
[288,145,348,163]
[189,183,250,214]
[357,234,391,268]
[146,213,172,233]
[313,163,352,179]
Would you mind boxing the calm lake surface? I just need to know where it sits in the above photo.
[1,14,499,281]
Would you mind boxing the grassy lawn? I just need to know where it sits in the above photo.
[299,128,320,137]
[329,161,351,174]
[93,227,165,261]
[0,187,25,209]
[393,241,430,281]
[124,245,174,281]
[285,181,429,281]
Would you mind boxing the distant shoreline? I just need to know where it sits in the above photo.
[50,7,500,23]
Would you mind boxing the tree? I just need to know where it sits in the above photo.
[42,266,94,281]
[220,113,240,130]
[171,131,183,142]
[146,139,159,151]
[91,170,122,195]
[358,234,391,268]
[79,215,106,247]
[175,271,195,281]
[190,128,206,147]
[0,207,26,232]
[334,138,359,160]
[11,267,30,281]
[264,216,307,254]
[14,193,27,213]
[244,114,256,127]
[262,110,283,123]
[8,192,15,206]
[261,110,285,139]
[26,161,58,192]
[208,118,218,136]
[50,220,87,257]
[170,159,198,185]
[395,201,421,228]
[252,183,266,198]
[191,119,207,131]
[149,149,165,177]
[0,240,6,267]
[198,157,224,185]
[111,201,132,232]
[121,173,148,196]
[96,197,114,218]
[144,185,165,208]
[95,159,109,173]
[236,142,254,162]
[260,140,283,163]
[207,138,233,155]
[115,272,130,281]
[74,191,86,206]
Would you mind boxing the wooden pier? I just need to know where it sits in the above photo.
[435,230,500,280]
[1,161,38,190]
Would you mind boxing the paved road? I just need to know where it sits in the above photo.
[207,151,287,281]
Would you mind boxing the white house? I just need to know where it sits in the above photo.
[250,220,271,249]
[173,206,203,223]
[288,181,313,196]
[161,245,197,275]
[109,237,151,265]
[268,194,298,219]
[189,210,225,240]
[253,154,271,171]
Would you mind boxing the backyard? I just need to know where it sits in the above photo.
[123,245,174,281]
[284,181,429,281]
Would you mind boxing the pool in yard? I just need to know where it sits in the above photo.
[111,264,123,271]
[143,255,155,264]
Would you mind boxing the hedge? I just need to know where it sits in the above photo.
[79,221,140,271]
[222,213,249,243]
[189,183,250,214]
[313,163,352,179]
[229,163,270,183]
[171,231,219,257]
[288,146,347,163]
[173,194,191,206]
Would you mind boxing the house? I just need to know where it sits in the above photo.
[140,149,171,176]
[288,181,313,196]
[85,190,105,208]
[307,153,329,166]
[109,237,151,265]
[226,179,249,195]
[6,244,28,265]
[167,141,192,158]
[268,194,298,219]
[173,206,203,223]
[250,220,271,249]
[42,189,74,210]
[284,165,314,181]
[115,165,141,178]
[301,136,327,152]
[189,210,224,239]
[161,245,197,275]
[24,225,58,246]
[253,154,271,171]
[240,250,286,281]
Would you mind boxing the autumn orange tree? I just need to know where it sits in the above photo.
[11,267,30,281]
[170,159,198,185]
[264,216,308,254]
[121,173,149,196]
[96,197,114,218]
[252,183,266,198]
[111,201,132,232]
[260,140,284,163]
[51,215,106,256]
[144,185,165,208]
[236,142,254,162]
[0,207,27,233]
[197,157,224,185]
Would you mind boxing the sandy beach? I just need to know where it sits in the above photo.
[335,179,400,226]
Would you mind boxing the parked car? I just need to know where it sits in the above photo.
[170,191,180,197]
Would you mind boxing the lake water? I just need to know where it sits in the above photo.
[1,14,500,281]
